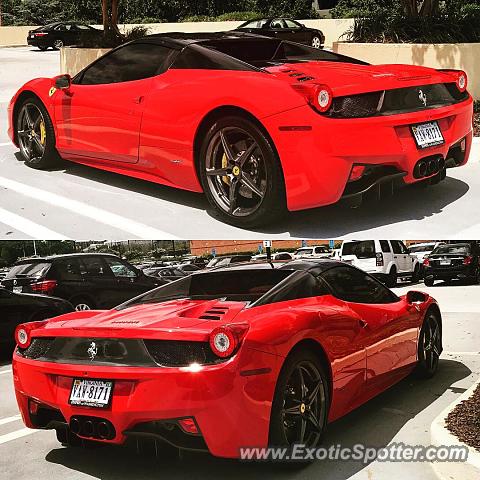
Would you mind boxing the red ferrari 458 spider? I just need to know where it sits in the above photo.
[13,259,442,459]
[8,32,473,227]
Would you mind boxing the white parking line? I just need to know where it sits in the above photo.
[0,142,11,147]
[0,428,37,445]
[0,369,12,375]
[0,415,21,426]
[0,176,178,239]
[0,207,67,239]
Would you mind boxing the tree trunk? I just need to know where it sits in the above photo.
[102,0,121,37]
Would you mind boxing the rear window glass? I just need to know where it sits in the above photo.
[408,244,436,253]
[5,262,50,279]
[432,245,470,255]
[342,241,376,259]
[119,269,294,306]
[201,39,367,68]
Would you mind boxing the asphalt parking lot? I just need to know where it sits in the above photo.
[1,47,480,240]
[0,281,479,480]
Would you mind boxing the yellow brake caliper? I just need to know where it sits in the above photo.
[221,152,230,185]
[39,120,46,146]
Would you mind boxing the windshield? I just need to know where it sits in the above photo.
[296,248,313,255]
[5,261,51,279]
[432,245,470,255]
[408,244,436,253]
[119,269,295,307]
[342,241,376,259]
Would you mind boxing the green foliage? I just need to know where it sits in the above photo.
[331,0,397,19]
[1,0,321,26]
[182,11,262,22]
[340,1,480,43]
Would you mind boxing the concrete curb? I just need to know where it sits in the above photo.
[430,376,480,480]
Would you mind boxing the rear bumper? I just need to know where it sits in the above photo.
[264,97,473,211]
[424,265,475,280]
[12,348,280,458]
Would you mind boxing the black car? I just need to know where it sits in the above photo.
[0,287,72,349]
[1,254,163,311]
[236,18,324,48]
[144,264,200,282]
[206,255,253,269]
[424,243,480,286]
[27,22,102,50]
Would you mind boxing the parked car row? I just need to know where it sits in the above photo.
[29,18,324,52]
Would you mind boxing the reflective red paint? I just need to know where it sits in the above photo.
[7,61,472,213]
[13,292,439,458]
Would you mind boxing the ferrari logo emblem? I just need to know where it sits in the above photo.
[232,166,241,176]
[87,341,98,361]
[418,89,427,107]
[300,403,306,414]
[49,86,57,97]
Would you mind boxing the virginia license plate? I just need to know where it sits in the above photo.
[13,286,22,293]
[411,121,445,149]
[440,260,451,265]
[69,379,113,408]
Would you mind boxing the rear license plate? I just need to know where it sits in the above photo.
[440,260,451,265]
[411,121,445,149]
[69,379,113,408]
[13,286,22,293]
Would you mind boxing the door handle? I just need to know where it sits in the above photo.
[358,319,368,329]
[133,96,144,104]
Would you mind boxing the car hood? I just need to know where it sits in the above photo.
[266,62,454,96]
[35,299,248,341]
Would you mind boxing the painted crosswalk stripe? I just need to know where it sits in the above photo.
[0,369,13,375]
[0,176,177,239]
[0,428,38,445]
[0,415,21,426]
[0,142,11,147]
[0,207,67,239]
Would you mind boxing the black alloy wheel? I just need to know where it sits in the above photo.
[16,97,60,169]
[200,116,286,228]
[416,311,441,378]
[270,350,329,450]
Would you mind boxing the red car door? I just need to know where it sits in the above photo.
[321,266,419,389]
[346,298,419,387]
[54,42,176,164]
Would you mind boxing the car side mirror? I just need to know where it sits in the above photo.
[53,74,72,91]
[406,290,428,304]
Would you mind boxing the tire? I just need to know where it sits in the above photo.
[424,276,434,287]
[15,96,61,169]
[412,264,420,283]
[53,39,64,49]
[311,35,322,49]
[38,46,48,51]
[470,268,480,285]
[30,310,56,322]
[415,310,442,378]
[199,115,286,228]
[386,266,397,288]
[71,296,95,311]
[269,349,329,453]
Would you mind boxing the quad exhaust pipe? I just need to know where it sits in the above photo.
[413,156,446,179]
[69,416,115,440]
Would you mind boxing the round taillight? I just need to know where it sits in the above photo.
[16,327,30,348]
[209,327,236,358]
[314,85,333,113]
[457,71,467,92]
